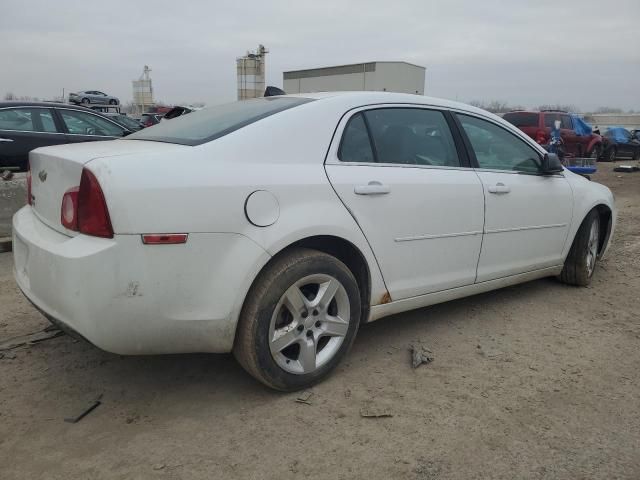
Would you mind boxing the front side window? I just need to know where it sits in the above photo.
[361,108,460,167]
[60,110,125,136]
[457,114,541,173]
[0,108,58,133]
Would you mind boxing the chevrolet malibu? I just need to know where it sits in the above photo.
[12,92,616,391]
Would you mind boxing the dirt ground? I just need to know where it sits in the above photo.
[1,167,639,480]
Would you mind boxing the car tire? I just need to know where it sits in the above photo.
[81,97,90,105]
[588,145,600,159]
[605,147,616,162]
[560,210,600,287]
[633,149,640,161]
[109,99,117,105]
[233,247,361,391]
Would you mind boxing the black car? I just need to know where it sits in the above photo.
[601,127,640,161]
[0,102,132,171]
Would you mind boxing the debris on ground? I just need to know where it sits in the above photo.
[295,391,313,405]
[0,327,64,351]
[410,344,434,368]
[360,402,393,418]
[613,165,639,173]
[64,394,103,424]
[1,170,14,181]
[477,345,504,358]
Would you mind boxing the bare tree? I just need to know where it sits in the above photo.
[538,104,579,113]
[468,100,518,114]
[595,107,623,114]
[4,92,15,100]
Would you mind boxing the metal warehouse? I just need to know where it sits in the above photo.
[283,61,426,95]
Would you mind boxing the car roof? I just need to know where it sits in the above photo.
[279,91,505,122]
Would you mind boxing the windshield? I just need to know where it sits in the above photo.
[126,97,314,146]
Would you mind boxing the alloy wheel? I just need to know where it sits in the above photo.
[586,220,599,277]
[269,274,350,375]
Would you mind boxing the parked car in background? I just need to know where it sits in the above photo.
[12,92,615,390]
[601,127,640,161]
[0,101,132,171]
[103,112,144,131]
[140,113,163,127]
[162,106,196,121]
[503,110,602,158]
[69,91,120,106]
[630,129,640,141]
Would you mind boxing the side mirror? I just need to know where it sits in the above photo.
[541,153,563,175]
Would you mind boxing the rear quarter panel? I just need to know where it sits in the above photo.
[88,103,389,313]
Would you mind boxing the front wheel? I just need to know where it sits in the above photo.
[81,97,90,105]
[109,99,117,105]
[560,210,600,286]
[605,147,616,162]
[234,248,361,391]
[588,145,601,160]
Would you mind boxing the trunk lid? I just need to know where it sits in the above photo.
[29,140,187,235]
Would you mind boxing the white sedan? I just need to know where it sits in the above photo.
[12,92,615,391]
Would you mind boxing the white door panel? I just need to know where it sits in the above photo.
[326,164,484,299]
[476,171,572,281]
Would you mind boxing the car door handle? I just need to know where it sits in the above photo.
[354,181,390,195]
[0,138,14,142]
[487,183,510,194]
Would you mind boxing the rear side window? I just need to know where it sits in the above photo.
[544,113,573,130]
[503,112,538,127]
[364,108,460,167]
[126,97,314,146]
[0,108,57,133]
[339,113,374,162]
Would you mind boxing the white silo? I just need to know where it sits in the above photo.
[237,45,268,100]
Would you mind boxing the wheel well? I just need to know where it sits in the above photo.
[594,204,612,254]
[277,236,372,321]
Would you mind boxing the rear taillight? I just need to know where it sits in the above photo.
[60,168,113,238]
[26,161,32,205]
[77,168,113,238]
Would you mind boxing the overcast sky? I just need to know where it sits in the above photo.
[2,0,639,111]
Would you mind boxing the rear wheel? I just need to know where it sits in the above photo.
[633,148,640,161]
[81,97,90,105]
[560,210,600,286]
[234,248,361,391]
[109,99,117,105]
[588,145,601,159]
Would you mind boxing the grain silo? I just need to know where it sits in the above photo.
[237,45,268,100]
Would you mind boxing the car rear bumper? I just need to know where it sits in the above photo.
[12,206,270,355]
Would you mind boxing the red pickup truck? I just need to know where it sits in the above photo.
[503,110,603,159]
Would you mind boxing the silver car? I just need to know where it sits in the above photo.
[69,90,119,106]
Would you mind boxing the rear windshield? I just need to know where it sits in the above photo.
[502,112,538,127]
[126,97,314,146]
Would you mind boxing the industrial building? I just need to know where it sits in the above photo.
[237,45,268,100]
[283,61,426,95]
